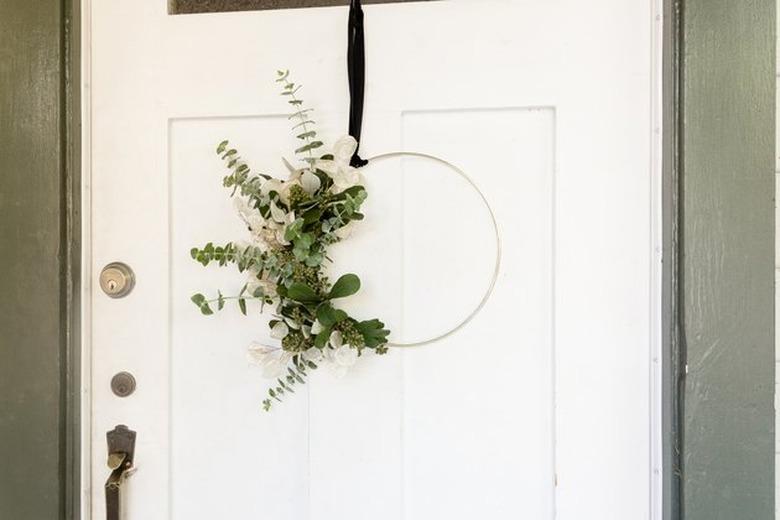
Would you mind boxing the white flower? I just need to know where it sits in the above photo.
[247,342,275,364]
[331,167,362,194]
[300,170,321,195]
[234,197,265,233]
[333,344,358,367]
[265,203,295,247]
[303,346,324,364]
[283,317,301,330]
[318,345,357,378]
[311,320,324,335]
[247,343,291,379]
[259,176,301,206]
[333,135,357,164]
[269,201,287,224]
[235,197,289,250]
[329,330,343,348]
[270,321,289,339]
[317,136,364,194]
[282,157,302,178]
[334,221,355,240]
[322,350,346,378]
[261,178,285,198]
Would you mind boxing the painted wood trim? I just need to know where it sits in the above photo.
[0,0,80,518]
[662,1,683,519]
[680,0,776,518]
[65,0,82,518]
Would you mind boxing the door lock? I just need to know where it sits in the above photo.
[106,425,136,520]
[100,262,135,298]
[110,371,136,398]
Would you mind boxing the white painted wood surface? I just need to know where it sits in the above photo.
[84,1,663,519]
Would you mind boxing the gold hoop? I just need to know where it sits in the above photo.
[365,152,502,348]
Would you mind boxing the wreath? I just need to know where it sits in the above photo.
[191,71,390,411]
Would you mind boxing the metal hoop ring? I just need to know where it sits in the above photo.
[364,152,502,348]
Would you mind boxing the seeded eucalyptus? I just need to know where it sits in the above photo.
[191,71,390,411]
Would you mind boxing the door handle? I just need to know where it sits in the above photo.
[105,425,136,520]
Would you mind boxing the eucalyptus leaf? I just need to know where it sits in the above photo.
[191,294,214,316]
[295,141,324,154]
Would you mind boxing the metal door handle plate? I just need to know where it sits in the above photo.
[106,425,136,519]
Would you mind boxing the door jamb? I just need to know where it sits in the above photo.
[662,1,683,519]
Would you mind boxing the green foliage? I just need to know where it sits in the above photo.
[287,282,319,303]
[191,294,213,315]
[277,69,319,166]
[192,71,392,413]
[356,319,392,349]
[317,303,348,328]
[329,274,361,299]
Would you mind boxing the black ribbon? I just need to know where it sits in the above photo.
[347,0,369,168]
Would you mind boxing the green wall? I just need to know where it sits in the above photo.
[681,0,775,518]
[0,0,78,518]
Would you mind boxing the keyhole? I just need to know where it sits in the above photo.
[100,262,135,298]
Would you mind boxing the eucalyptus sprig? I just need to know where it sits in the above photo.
[191,72,390,412]
[276,69,322,165]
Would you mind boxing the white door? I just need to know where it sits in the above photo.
[85,1,663,519]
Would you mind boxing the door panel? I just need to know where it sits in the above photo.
[88,1,658,519]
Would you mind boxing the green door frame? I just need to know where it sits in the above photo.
[675,0,776,518]
[0,0,80,519]
[0,1,774,519]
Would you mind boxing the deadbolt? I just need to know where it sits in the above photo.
[100,262,135,298]
[111,372,136,397]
